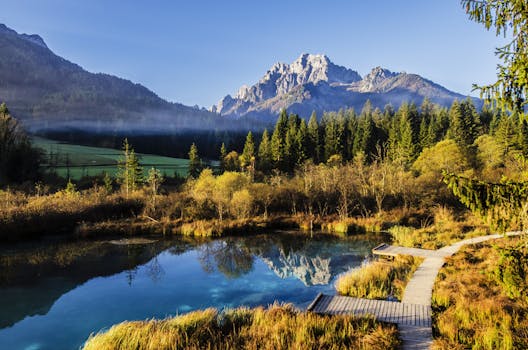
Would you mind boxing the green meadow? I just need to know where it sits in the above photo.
[32,137,190,180]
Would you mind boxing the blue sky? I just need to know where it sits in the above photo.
[0,0,505,107]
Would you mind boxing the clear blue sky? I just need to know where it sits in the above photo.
[0,0,505,107]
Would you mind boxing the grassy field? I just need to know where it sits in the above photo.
[432,237,528,349]
[33,137,190,179]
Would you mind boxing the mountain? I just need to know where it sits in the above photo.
[0,24,223,132]
[213,53,474,121]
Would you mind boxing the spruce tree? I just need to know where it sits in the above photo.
[240,131,256,178]
[240,131,255,168]
[117,138,143,197]
[219,142,227,173]
[324,114,339,161]
[518,119,528,156]
[296,119,308,165]
[399,108,415,166]
[307,112,320,163]
[284,115,300,171]
[258,129,272,172]
[188,142,202,178]
[495,114,517,151]
[270,109,288,171]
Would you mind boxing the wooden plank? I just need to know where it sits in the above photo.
[317,295,330,313]
[386,301,394,323]
[306,293,323,312]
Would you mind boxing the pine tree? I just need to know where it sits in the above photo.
[188,142,202,178]
[258,129,272,172]
[284,115,300,170]
[296,119,308,165]
[240,131,256,179]
[219,142,227,173]
[324,114,338,160]
[447,99,480,149]
[399,108,415,165]
[518,119,528,156]
[307,111,320,163]
[495,114,517,151]
[358,112,375,158]
[270,109,288,171]
[240,131,255,168]
[117,138,143,197]
[418,116,432,150]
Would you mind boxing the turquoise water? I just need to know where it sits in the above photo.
[0,232,380,350]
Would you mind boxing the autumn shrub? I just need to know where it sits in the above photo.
[83,304,400,350]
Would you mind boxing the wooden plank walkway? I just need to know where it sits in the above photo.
[307,232,523,350]
[372,243,449,259]
[308,294,431,327]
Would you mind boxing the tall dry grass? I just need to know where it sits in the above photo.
[336,255,423,300]
[83,303,400,350]
[0,187,144,241]
[388,207,490,249]
[432,237,528,350]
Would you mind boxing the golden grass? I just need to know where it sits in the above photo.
[388,207,491,249]
[83,304,400,350]
[336,255,423,300]
[432,237,528,350]
[0,188,144,241]
[321,219,367,235]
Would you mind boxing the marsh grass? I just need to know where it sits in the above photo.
[321,219,367,235]
[0,188,144,241]
[83,304,400,350]
[335,255,423,300]
[388,207,490,249]
[432,237,528,350]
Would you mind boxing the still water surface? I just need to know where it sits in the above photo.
[0,232,381,350]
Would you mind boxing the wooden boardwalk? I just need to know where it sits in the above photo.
[308,294,431,327]
[307,232,523,349]
[372,243,449,259]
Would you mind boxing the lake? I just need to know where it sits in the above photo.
[0,232,381,350]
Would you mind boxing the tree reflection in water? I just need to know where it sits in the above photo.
[198,239,254,278]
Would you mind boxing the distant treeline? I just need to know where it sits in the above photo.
[36,96,528,173]
[36,130,256,160]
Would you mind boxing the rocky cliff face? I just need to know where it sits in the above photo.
[213,53,472,122]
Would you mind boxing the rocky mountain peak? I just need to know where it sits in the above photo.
[355,66,398,92]
[214,53,362,115]
[212,53,471,121]
[20,34,48,49]
[0,23,48,49]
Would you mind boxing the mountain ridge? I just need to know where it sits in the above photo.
[0,23,227,132]
[213,54,475,121]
